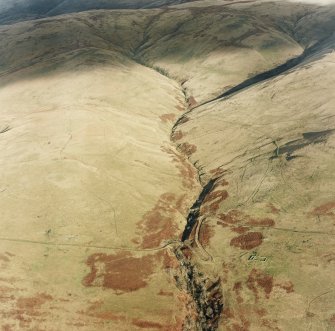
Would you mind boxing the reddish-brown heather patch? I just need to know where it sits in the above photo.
[162,146,197,190]
[135,192,187,249]
[132,319,164,329]
[329,314,335,325]
[176,105,184,112]
[230,232,263,250]
[79,299,126,322]
[218,210,241,225]
[247,269,273,300]
[218,210,275,229]
[158,290,174,297]
[160,250,180,270]
[4,292,53,328]
[160,113,176,123]
[267,203,280,214]
[16,293,52,311]
[178,142,197,157]
[222,307,235,319]
[275,281,294,293]
[310,201,335,217]
[187,96,197,108]
[231,226,250,234]
[83,252,157,293]
[171,130,184,142]
[175,194,188,214]
[2,325,13,331]
[210,167,226,177]
[201,190,229,216]
[91,311,125,321]
[204,190,229,205]
[215,178,229,187]
[246,218,275,227]
[199,223,215,247]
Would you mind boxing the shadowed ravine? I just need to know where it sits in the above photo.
[195,37,334,110]
[167,83,224,330]
[163,36,335,329]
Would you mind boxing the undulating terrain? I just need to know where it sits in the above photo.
[0,0,334,330]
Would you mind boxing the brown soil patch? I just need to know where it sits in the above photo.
[180,246,193,260]
[210,167,226,177]
[233,282,243,304]
[79,299,126,322]
[83,252,157,293]
[246,218,275,227]
[218,210,241,225]
[275,280,294,293]
[310,201,335,217]
[0,254,10,262]
[215,178,229,187]
[176,105,184,112]
[267,203,280,214]
[187,96,197,108]
[171,130,184,142]
[247,269,273,300]
[178,142,197,157]
[230,232,263,250]
[0,286,15,301]
[132,319,164,329]
[160,113,176,123]
[158,290,174,297]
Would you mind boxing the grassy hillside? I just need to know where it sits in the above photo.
[0,1,334,330]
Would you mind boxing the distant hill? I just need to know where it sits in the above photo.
[0,0,195,24]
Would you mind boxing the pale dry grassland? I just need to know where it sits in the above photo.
[0,0,334,330]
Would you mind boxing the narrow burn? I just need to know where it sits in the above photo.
[174,247,223,331]
[181,178,217,242]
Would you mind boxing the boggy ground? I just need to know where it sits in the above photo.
[0,0,335,330]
